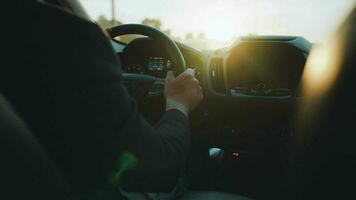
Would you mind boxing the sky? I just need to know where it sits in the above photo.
[79,0,355,43]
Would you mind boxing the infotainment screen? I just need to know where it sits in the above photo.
[226,42,305,90]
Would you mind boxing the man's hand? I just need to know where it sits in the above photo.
[165,68,203,117]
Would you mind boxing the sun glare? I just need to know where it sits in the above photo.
[302,36,344,97]
[201,1,252,41]
[203,11,235,41]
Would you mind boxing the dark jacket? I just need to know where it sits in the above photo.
[2,1,190,195]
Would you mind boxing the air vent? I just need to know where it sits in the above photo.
[210,57,226,93]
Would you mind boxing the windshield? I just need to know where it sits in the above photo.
[79,0,355,50]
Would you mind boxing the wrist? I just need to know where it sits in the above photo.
[166,98,189,117]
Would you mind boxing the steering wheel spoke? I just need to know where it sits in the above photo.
[148,78,165,97]
[121,73,156,99]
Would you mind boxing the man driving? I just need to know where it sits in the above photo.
[4,1,250,200]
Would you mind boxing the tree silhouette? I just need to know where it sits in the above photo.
[95,16,212,48]
[185,32,194,40]
[163,29,172,36]
[141,18,162,29]
[197,32,206,40]
[97,15,122,29]
[141,18,172,36]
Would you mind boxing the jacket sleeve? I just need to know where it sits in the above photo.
[9,2,190,194]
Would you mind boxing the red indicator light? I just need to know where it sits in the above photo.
[232,152,239,157]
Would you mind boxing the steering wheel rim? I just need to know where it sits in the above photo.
[107,24,186,74]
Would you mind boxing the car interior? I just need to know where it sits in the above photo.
[2,0,355,199]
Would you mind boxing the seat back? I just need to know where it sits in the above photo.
[0,94,71,200]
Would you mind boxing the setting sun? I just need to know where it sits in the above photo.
[201,1,252,41]
[202,9,236,41]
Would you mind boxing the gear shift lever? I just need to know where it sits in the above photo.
[208,148,224,187]
[209,148,224,161]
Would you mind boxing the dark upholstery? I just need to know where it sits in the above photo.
[3,1,190,196]
[0,94,71,200]
[288,7,356,199]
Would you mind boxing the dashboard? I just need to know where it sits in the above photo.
[114,35,310,100]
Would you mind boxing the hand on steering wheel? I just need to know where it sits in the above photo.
[165,69,203,117]
[107,24,203,117]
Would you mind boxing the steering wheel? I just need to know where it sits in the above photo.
[107,24,186,99]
